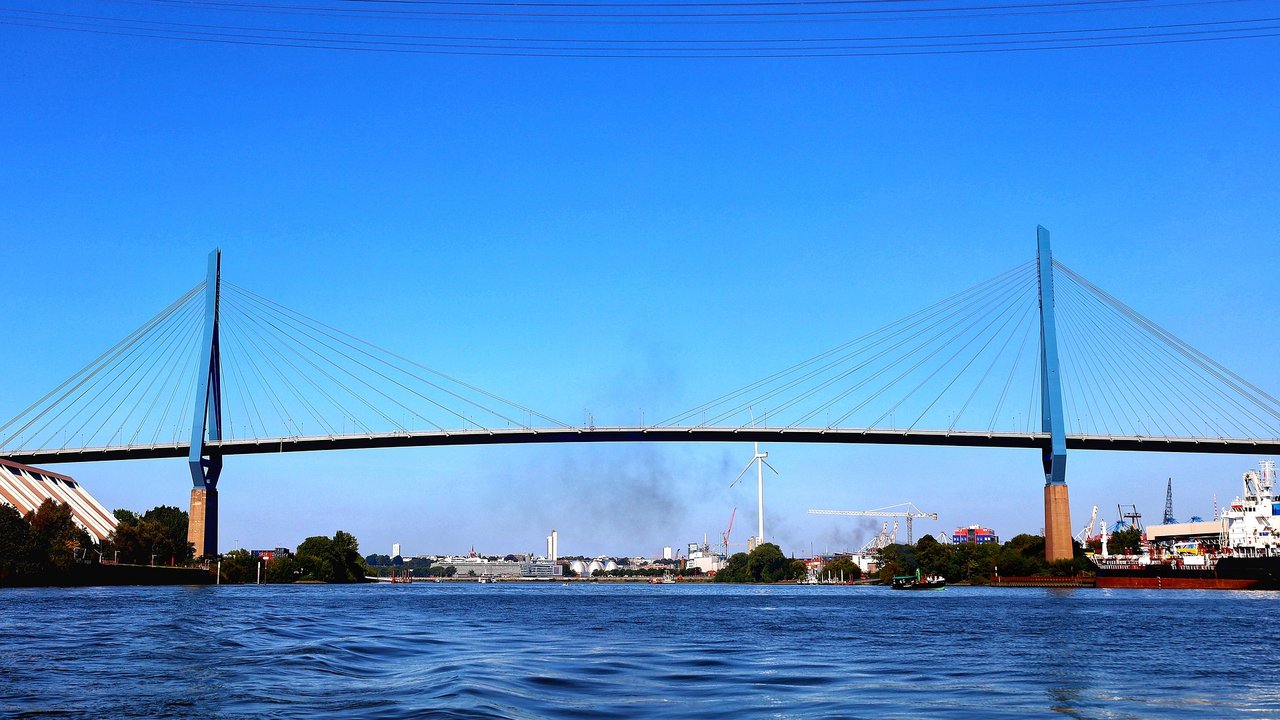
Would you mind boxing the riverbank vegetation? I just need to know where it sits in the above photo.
[876,534,1089,584]
[0,498,372,586]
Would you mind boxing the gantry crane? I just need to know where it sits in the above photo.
[809,502,939,545]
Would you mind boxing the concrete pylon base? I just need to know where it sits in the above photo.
[188,487,218,559]
[1044,483,1073,563]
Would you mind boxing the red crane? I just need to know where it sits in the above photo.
[721,507,737,558]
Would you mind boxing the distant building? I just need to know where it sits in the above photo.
[662,546,673,560]
[521,559,563,578]
[952,525,999,544]
[251,548,291,562]
[685,540,725,574]
[392,543,401,558]
[0,458,117,543]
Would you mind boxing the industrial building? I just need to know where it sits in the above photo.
[952,525,1000,544]
[0,458,117,543]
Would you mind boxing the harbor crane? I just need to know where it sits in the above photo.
[720,507,737,558]
[1074,505,1099,544]
[808,502,938,545]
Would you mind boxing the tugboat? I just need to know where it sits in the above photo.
[890,568,947,590]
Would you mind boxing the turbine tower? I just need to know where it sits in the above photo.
[732,442,777,547]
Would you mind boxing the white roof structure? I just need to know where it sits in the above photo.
[0,458,117,542]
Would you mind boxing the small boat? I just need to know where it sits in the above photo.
[891,569,946,590]
[648,571,676,584]
[477,574,495,584]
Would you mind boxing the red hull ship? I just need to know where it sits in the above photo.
[1089,461,1280,591]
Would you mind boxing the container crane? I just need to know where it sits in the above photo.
[861,522,891,552]
[808,502,939,544]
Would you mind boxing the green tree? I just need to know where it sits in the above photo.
[264,555,300,583]
[876,544,916,583]
[142,506,192,563]
[915,535,957,580]
[1109,527,1142,555]
[746,543,789,583]
[821,556,862,582]
[788,559,809,581]
[26,500,92,573]
[297,535,336,581]
[106,505,193,565]
[294,531,368,583]
[0,504,37,579]
[714,552,750,583]
[219,549,257,583]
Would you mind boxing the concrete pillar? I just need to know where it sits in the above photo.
[188,487,218,559]
[1044,483,1073,563]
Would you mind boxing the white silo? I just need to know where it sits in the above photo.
[603,560,618,572]
[586,560,604,577]
[570,560,589,576]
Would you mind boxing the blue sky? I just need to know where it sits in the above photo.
[1,1,1278,557]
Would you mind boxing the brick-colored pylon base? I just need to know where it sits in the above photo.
[1044,483,1073,563]
[188,487,217,559]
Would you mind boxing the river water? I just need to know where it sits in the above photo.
[2,583,1276,719]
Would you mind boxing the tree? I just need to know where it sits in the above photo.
[1109,527,1143,555]
[26,500,92,573]
[746,543,789,583]
[264,555,300,583]
[915,535,957,580]
[714,552,750,583]
[219,549,257,583]
[821,556,862,582]
[142,506,192,562]
[106,505,193,565]
[0,504,37,579]
[876,544,916,583]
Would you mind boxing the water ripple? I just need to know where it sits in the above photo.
[2,585,1278,718]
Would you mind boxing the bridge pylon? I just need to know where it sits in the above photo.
[187,249,223,559]
[1036,226,1072,563]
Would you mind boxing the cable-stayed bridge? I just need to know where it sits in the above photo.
[3,227,1278,560]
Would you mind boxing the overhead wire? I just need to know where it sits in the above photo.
[2,2,1276,55]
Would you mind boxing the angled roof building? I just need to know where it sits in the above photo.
[0,458,117,542]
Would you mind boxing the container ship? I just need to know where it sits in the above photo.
[1090,461,1280,590]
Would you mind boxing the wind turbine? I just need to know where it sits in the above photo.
[731,442,778,548]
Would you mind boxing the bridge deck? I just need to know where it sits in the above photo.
[4,427,1280,464]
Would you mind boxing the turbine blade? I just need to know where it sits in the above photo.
[761,459,780,475]
[729,461,754,487]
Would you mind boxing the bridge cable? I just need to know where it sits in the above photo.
[225,281,570,430]
[823,266,1034,428]
[0,282,203,450]
[220,290,428,433]
[1058,261,1280,430]
[223,288,476,432]
[24,288,203,451]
